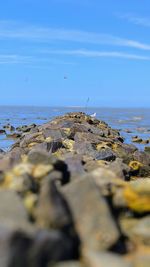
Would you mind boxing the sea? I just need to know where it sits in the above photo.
[0,106,150,151]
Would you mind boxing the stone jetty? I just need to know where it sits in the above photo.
[0,112,149,267]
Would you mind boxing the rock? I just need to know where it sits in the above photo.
[6,133,21,139]
[29,229,79,265]
[0,190,33,232]
[43,128,63,140]
[0,226,32,267]
[123,178,150,213]
[108,158,130,180]
[120,216,150,246]
[145,146,150,153]
[28,150,56,165]
[65,155,85,179]
[3,124,15,131]
[62,176,119,251]
[133,253,150,267]
[34,179,74,230]
[95,148,116,161]
[74,141,116,161]
[51,262,83,267]
[83,250,132,267]
[0,129,6,134]
[132,136,143,143]
[141,139,149,144]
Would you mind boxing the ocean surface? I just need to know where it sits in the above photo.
[0,106,150,151]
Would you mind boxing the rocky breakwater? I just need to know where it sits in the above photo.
[0,112,150,267]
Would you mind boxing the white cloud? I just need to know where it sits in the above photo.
[0,54,32,64]
[41,49,150,61]
[0,20,150,50]
[118,14,150,28]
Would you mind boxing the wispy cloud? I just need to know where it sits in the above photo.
[0,54,32,64]
[0,54,75,65]
[118,14,150,28]
[1,20,150,51]
[41,49,150,61]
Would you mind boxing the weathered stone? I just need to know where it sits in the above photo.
[6,133,21,139]
[0,190,33,231]
[83,250,132,267]
[29,229,79,266]
[120,216,150,246]
[28,150,56,165]
[43,128,63,140]
[0,226,32,267]
[62,176,119,251]
[35,179,73,230]
[123,178,150,213]
[133,253,150,267]
[65,155,85,178]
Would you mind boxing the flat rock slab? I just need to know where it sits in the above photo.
[62,176,119,251]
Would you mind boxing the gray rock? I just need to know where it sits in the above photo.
[62,176,119,251]
[0,190,32,232]
[35,179,73,230]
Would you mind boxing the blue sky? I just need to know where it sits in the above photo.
[0,0,150,107]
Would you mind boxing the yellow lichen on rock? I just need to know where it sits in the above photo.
[45,136,53,143]
[62,128,71,136]
[96,143,109,151]
[24,192,38,215]
[32,164,53,179]
[28,142,38,148]
[13,163,33,176]
[124,179,150,212]
[63,139,75,151]
[129,161,143,171]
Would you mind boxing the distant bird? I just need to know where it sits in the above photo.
[64,76,67,80]
[90,112,96,118]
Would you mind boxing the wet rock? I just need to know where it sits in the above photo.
[132,136,143,143]
[145,146,150,153]
[62,176,119,251]
[6,133,21,139]
[0,129,6,134]
[3,124,15,131]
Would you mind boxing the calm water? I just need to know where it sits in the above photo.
[0,106,150,151]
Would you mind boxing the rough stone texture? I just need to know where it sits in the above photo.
[0,112,149,266]
[62,176,119,251]
[83,251,132,267]
[0,190,33,232]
